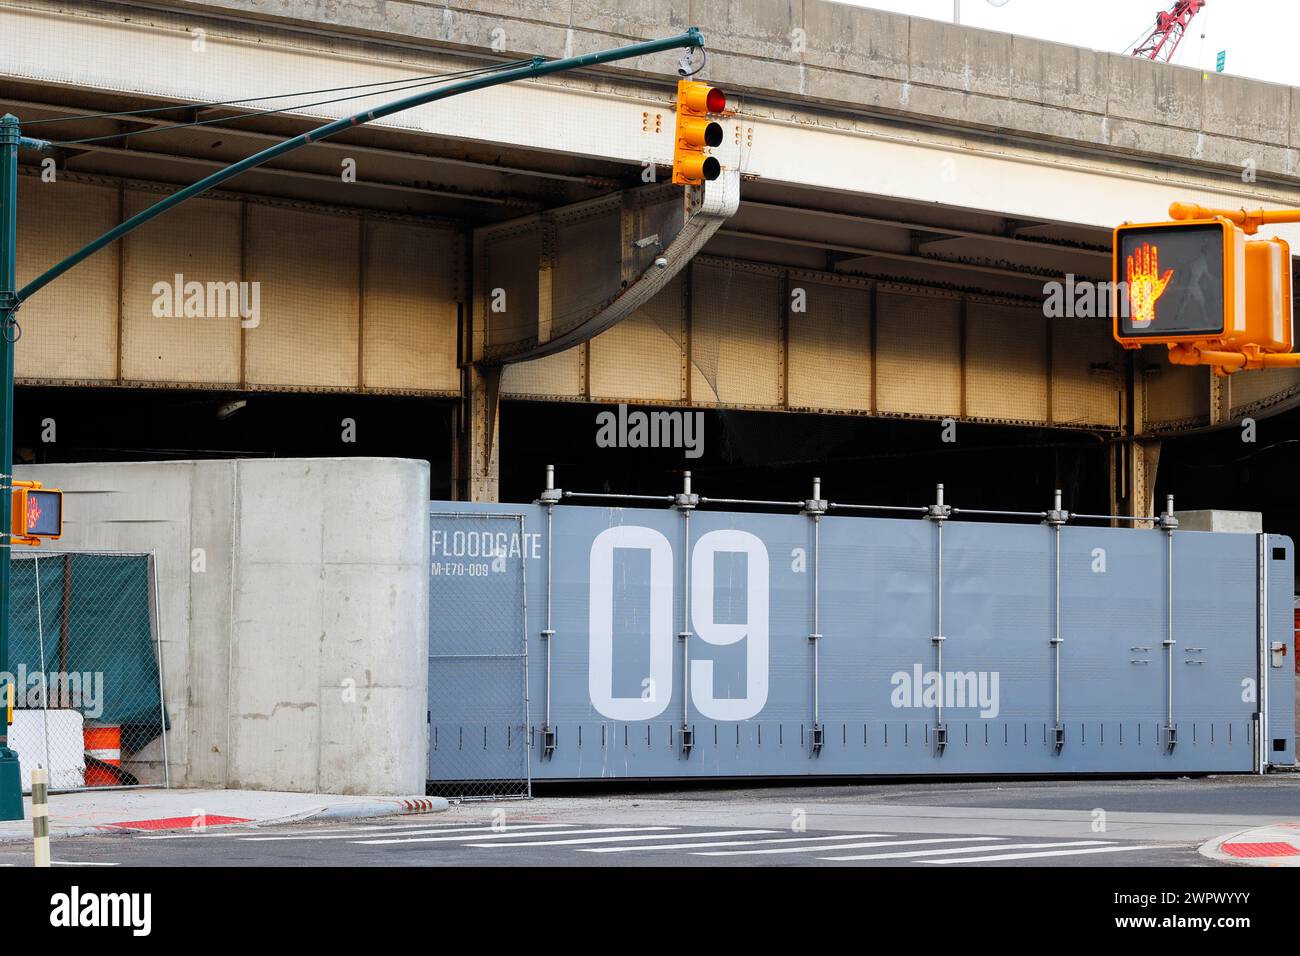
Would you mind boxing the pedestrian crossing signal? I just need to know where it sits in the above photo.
[1114,220,1239,344]
[1113,209,1294,373]
[9,480,62,545]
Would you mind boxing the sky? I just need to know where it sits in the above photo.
[835,0,1300,87]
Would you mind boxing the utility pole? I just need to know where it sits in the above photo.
[0,31,707,820]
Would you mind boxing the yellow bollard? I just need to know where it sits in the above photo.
[31,766,49,868]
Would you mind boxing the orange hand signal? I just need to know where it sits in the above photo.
[1126,242,1174,328]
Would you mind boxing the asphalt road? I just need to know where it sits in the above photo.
[3,774,1295,867]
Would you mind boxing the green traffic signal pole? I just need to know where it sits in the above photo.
[0,114,29,820]
[0,28,705,820]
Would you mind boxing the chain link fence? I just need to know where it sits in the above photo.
[8,551,168,793]
[427,513,531,800]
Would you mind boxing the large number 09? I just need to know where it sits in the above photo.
[588,526,769,722]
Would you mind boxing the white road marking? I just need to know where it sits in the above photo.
[140,820,525,841]
[50,860,119,866]
[695,836,1005,857]
[241,823,576,843]
[355,826,674,846]
[928,845,1162,864]
[582,833,893,853]
[825,840,1115,862]
[467,829,779,848]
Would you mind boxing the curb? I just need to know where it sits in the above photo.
[1200,824,1300,866]
[0,795,450,844]
[290,797,451,824]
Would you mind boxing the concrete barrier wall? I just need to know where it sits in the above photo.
[13,457,431,795]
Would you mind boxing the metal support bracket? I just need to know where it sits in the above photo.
[541,725,556,759]
[680,725,694,755]
[810,723,825,754]
[1053,723,1066,753]
[934,723,948,753]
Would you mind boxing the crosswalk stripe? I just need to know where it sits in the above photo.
[355,826,674,846]
[927,845,1161,864]
[50,860,119,866]
[466,829,779,848]
[140,820,537,841]
[695,836,1004,857]
[244,823,575,843]
[824,840,1115,862]
[582,833,893,854]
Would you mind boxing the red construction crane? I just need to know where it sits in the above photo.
[1130,0,1206,63]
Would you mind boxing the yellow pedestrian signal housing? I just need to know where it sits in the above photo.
[9,480,62,546]
[1113,204,1295,373]
[672,80,726,186]
[1113,219,1244,346]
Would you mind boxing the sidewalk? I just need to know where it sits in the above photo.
[0,787,448,843]
[1200,823,1300,867]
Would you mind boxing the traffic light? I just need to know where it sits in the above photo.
[9,480,62,545]
[1113,210,1293,370]
[672,80,726,186]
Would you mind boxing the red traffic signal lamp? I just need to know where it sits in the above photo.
[672,80,726,186]
[9,480,62,546]
[1113,204,1295,374]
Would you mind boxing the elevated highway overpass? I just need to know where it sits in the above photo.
[4,0,1300,514]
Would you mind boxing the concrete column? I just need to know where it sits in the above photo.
[454,365,501,503]
[15,457,432,796]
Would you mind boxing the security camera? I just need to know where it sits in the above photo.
[654,256,668,271]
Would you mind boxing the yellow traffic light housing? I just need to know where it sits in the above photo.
[9,480,62,546]
[672,80,726,186]
[1113,203,1295,374]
